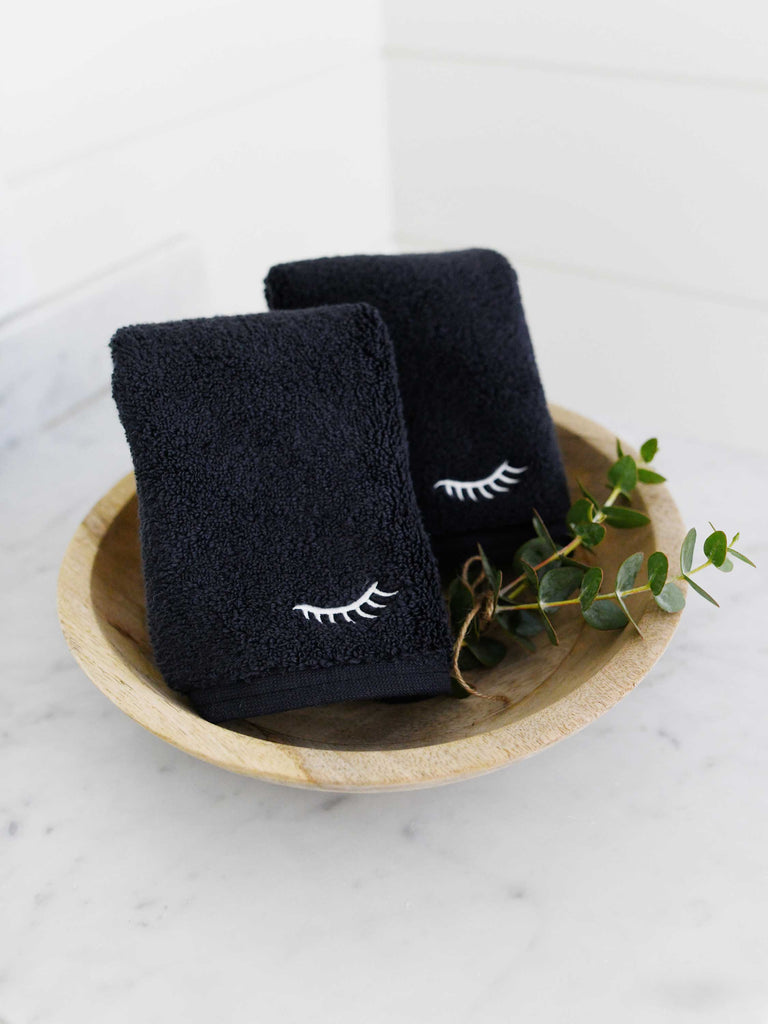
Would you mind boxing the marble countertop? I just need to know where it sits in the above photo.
[3,392,767,1024]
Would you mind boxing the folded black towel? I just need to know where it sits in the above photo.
[265,249,570,568]
[111,304,453,722]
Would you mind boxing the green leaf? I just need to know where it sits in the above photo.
[561,555,593,572]
[568,498,595,525]
[531,509,559,555]
[730,531,740,545]
[680,527,697,575]
[579,566,603,611]
[450,677,473,699]
[478,544,501,600]
[640,438,658,463]
[616,438,625,458]
[572,521,606,548]
[495,612,537,652]
[729,548,756,568]
[616,592,642,636]
[582,600,629,630]
[447,578,475,634]
[520,559,540,594]
[654,581,686,613]
[539,608,559,646]
[607,455,638,496]
[638,469,666,485]
[703,529,728,568]
[647,551,669,596]
[683,574,720,608]
[602,506,651,529]
[715,557,734,573]
[466,635,506,668]
[457,646,482,671]
[568,498,605,547]
[513,538,552,576]
[577,479,604,510]
[512,609,545,637]
[539,566,584,607]
[616,551,644,593]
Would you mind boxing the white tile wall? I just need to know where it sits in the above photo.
[384,2,768,453]
[3,61,392,320]
[2,0,381,180]
[0,239,206,454]
[1,0,393,444]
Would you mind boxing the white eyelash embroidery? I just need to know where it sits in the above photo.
[293,582,399,624]
[433,460,528,501]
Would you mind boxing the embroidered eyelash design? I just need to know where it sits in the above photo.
[293,582,399,624]
[433,460,528,501]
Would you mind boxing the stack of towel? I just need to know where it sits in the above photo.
[111,248,569,721]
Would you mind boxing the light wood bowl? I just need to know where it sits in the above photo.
[57,406,685,791]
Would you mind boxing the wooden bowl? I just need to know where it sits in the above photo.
[57,406,685,791]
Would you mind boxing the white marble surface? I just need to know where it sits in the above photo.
[2,392,767,1024]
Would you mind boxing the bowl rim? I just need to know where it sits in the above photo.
[57,405,686,791]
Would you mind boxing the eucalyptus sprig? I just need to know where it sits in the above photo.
[449,438,756,698]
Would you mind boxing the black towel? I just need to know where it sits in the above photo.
[265,249,570,568]
[110,304,453,723]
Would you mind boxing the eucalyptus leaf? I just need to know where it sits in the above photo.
[577,479,604,510]
[647,551,669,596]
[602,506,650,529]
[640,438,658,463]
[568,498,595,526]
[616,439,625,458]
[607,455,638,495]
[467,635,506,668]
[495,612,537,651]
[654,581,686,613]
[532,508,559,555]
[448,578,475,634]
[513,538,552,575]
[715,557,734,573]
[572,521,606,548]
[539,566,584,607]
[450,678,473,699]
[729,548,756,568]
[478,544,501,599]
[561,556,593,572]
[638,469,666,485]
[683,574,720,608]
[511,609,545,638]
[582,600,629,630]
[457,646,482,671]
[680,527,697,574]
[579,566,603,611]
[616,592,643,636]
[520,559,540,594]
[539,608,559,646]
[703,529,728,568]
[616,552,644,593]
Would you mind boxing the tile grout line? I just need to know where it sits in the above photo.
[394,233,768,313]
[385,44,768,95]
[8,54,381,189]
[0,235,191,332]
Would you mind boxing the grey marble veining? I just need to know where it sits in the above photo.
[2,393,767,1024]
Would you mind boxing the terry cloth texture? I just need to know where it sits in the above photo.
[265,248,570,568]
[111,304,453,722]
